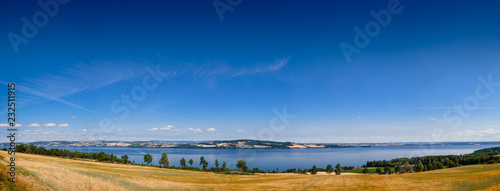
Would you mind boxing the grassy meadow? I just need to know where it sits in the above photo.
[1,150,500,191]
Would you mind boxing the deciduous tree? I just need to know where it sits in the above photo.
[311,165,318,175]
[362,167,369,174]
[404,161,411,172]
[236,160,247,170]
[144,154,153,165]
[326,164,333,174]
[416,160,423,172]
[222,161,227,171]
[375,167,382,175]
[335,163,341,175]
[199,156,209,170]
[159,153,169,167]
[121,155,129,164]
[180,158,186,168]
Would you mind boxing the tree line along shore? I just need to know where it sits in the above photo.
[4,144,500,175]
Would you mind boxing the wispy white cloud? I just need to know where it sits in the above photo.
[43,123,57,127]
[3,56,290,116]
[231,57,290,77]
[160,125,175,130]
[2,60,147,113]
[19,130,86,142]
[236,130,244,133]
[147,125,203,133]
[71,116,77,119]
[357,116,363,119]
[170,127,202,133]
[182,128,202,133]
[28,123,41,127]
[59,124,69,127]
[24,61,145,98]
[156,54,290,78]
[206,128,216,133]
[12,84,94,113]
[1,124,22,127]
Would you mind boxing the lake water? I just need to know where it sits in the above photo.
[44,143,500,171]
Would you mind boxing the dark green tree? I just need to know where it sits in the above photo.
[188,159,194,166]
[427,164,434,171]
[222,161,227,171]
[335,163,341,175]
[326,164,334,174]
[236,160,247,170]
[215,159,219,169]
[180,158,186,168]
[200,156,206,166]
[436,162,444,169]
[362,167,369,174]
[144,153,153,165]
[448,161,456,168]
[199,156,208,170]
[159,153,169,167]
[311,165,318,175]
[416,160,423,172]
[375,167,382,175]
[383,166,391,174]
[121,155,129,164]
[404,161,411,172]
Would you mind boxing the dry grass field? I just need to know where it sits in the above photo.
[1,151,500,191]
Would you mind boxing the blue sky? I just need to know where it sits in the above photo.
[1,0,500,143]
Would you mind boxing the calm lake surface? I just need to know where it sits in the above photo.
[45,143,500,171]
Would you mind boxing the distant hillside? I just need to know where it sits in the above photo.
[2,140,499,149]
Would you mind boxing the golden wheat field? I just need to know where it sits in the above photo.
[1,151,500,191]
